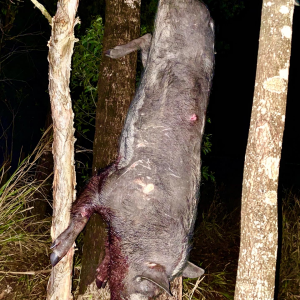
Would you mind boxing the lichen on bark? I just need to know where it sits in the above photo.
[234,1,295,299]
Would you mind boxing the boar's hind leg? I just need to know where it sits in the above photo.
[50,174,101,267]
[105,33,152,67]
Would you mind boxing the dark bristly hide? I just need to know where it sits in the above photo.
[50,0,214,299]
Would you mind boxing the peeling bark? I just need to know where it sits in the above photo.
[234,1,295,299]
[46,0,79,299]
[79,0,141,298]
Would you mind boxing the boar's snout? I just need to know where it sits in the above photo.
[133,275,172,297]
[124,263,172,299]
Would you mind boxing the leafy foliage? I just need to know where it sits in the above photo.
[141,0,159,34]
[71,16,104,142]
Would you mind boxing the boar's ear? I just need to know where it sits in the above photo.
[182,261,205,278]
[139,266,172,296]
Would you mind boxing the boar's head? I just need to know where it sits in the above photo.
[109,258,204,299]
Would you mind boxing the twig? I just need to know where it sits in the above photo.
[30,0,52,25]
[188,276,205,300]
[0,269,52,275]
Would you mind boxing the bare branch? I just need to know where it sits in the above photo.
[188,276,205,300]
[30,0,52,25]
[0,269,52,275]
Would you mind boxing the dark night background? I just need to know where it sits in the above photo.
[0,0,299,298]
[0,0,299,199]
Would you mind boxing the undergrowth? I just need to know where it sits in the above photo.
[183,196,239,300]
[278,190,300,300]
[0,140,299,299]
[0,129,52,299]
[184,188,300,300]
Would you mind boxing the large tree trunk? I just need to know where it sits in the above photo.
[234,1,295,299]
[78,0,141,297]
[46,0,79,299]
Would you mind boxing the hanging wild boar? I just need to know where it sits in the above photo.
[50,0,214,299]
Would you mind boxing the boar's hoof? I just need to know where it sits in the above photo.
[50,239,59,249]
[104,47,125,59]
[104,50,111,57]
[96,278,107,289]
[50,252,61,267]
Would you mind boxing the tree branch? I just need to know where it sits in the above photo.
[30,0,52,25]
[0,269,52,275]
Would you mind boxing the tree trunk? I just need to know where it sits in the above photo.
[46,0,79,299]
[78,0,141,298]
[234,1,294,299]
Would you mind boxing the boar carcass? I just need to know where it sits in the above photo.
[50,0,214,298]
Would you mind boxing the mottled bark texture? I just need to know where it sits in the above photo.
[79,0,141,297]
[46,0,79,299]
[234,1,294,299]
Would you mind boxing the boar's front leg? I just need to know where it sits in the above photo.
[50,174,101,267]
[105,33,152,67]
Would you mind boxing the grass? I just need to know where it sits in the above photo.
[0,134,299,299]
[184,187,300,300]
[278,190,300,300]
[0,128,52,299]
[183,194,239,300]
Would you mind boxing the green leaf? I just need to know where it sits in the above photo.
[71,16,104,141]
